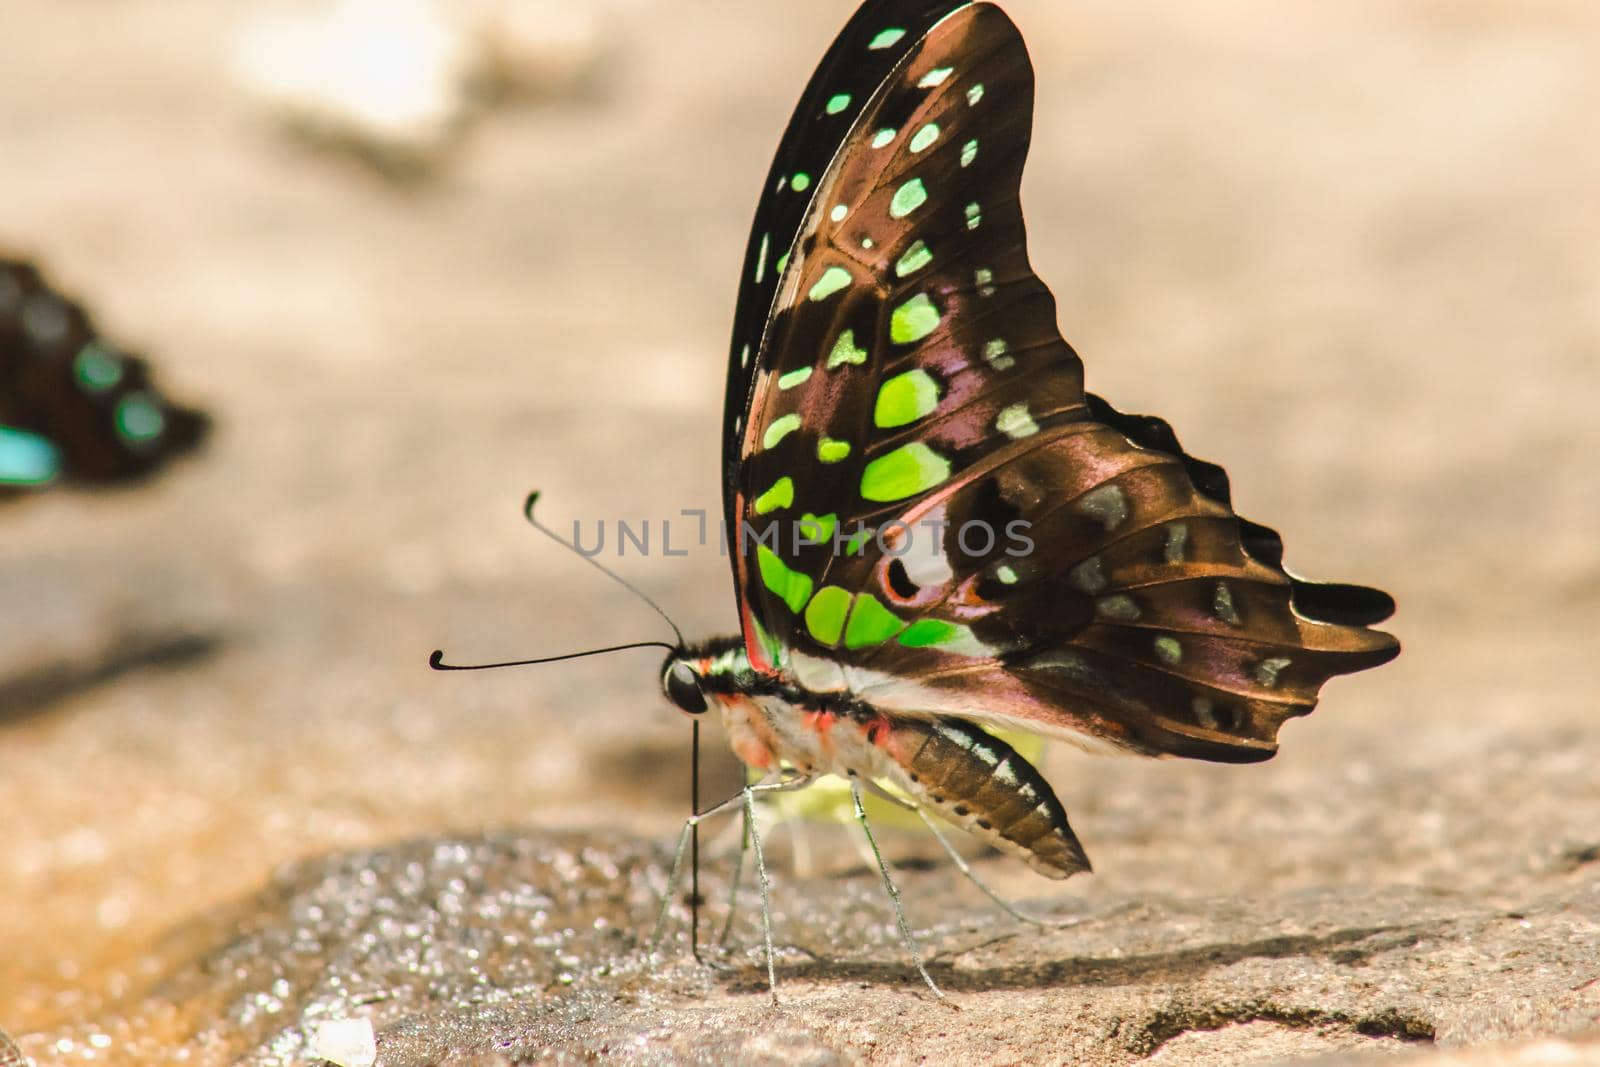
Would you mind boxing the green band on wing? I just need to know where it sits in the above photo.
[901,619,989,657]
[758,545,813,614]
[860,443,950,502]
[898,618,960,648]
[844,593,905,649]
[804,585,853,646]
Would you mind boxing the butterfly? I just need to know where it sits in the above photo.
[0,256,208,496]
[439,0,1399,999]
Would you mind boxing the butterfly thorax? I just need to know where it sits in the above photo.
[667,636,1090,879]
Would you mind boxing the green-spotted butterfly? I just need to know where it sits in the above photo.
[0,256,208,495]
[442,0,1399,998]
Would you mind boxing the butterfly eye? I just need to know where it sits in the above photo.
[663,661,709,716]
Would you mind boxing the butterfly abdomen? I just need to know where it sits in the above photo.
[879,715,1091,879]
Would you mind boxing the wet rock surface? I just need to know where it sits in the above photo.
[16,826,1600,1065]
[1,0,1597,1063]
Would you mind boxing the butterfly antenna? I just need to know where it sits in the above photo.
[523,491,687,648]
[429,643,675,672]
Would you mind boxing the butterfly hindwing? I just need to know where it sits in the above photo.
[727,2,1398,762]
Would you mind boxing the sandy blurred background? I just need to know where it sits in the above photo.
[1,0,1596,1060]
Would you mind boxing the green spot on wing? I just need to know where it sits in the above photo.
[894,240,932,278]
[844,593,905,649]
[825,93,852,115]
[846,529,873,556]
[778,366,813,390]
[869,27,907,50]
[890,293,940,344]
[798,512,837,545]
[826,330,868,369]
[996,403,1039,439]
[910,123,940,153]
[791,173,812,192]
[967,84,985,105]
[808,266,852,302]
[758,545,813,614]
[114,394,165,444]
[776,252,790,274]
[898,618,959,648]
[961,139,979,167]
[830,203,849,222]
[754,476,795,515]
[763,413,801,449]
[860,443,950,502]
[918,67,954,88]
[0,426,61,486]
[817,438,852,464]
[890,179,928,219]
[871,128,897,149]
[804,586,852,646]
[74,342,124,393]
[874,369,940,429]
[984,338,1015,370]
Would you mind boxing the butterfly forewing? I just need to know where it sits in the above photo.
[723,0,975,540]
[727,2,1398,763]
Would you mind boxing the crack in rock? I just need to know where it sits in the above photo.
[1134,999,1437,1058]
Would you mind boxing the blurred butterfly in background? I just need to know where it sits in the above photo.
[442,0,1399,999]
[0,256,208,498]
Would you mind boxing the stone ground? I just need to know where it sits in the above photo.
[0,0,1596,1064]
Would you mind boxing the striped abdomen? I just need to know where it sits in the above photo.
[879,717,1090,879]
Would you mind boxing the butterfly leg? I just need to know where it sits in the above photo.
[717,807,749,948]
[741,784,780,1003]
[849,781,949,1003]
[650,777,814,986]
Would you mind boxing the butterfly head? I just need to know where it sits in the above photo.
[661,651,710,716]
[659,637,752,717]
